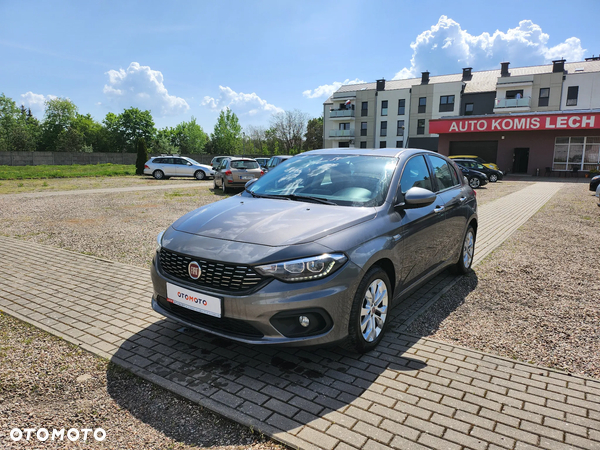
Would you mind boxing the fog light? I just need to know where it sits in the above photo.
[299,316,310,327]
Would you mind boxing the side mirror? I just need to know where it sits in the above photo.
[245,178,258,189]
[398,187,436,208]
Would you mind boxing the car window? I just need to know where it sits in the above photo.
[400,156,433,193]
[231,160,259,169]
[152,158,163,164]
[175,158,188,165]
[427,155,458,191]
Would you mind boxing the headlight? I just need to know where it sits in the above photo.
[255,253,347,282]
[593,175,600,181]
[156,231,165,252]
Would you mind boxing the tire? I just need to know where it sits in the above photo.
[469,177,481,189]
[194,170,206,180]
[489,174,498,182]
[453,225,475,274]
[153,170,164,180]
[213,179,218,190]
[222,180,229,194]
[346,267,391,353]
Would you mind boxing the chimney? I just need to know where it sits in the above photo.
[376,79,385,91]
[552,59,566,73]
[421,71,430,84]
[501,62,510,77]
[462,67,472,80]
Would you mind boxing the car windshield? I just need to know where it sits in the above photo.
[231,160,259,169]
[247,154,397,207]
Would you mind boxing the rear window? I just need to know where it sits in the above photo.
[231,160,259,169]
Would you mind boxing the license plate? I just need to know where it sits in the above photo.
[166,283,222,318]
[240,175,254,180]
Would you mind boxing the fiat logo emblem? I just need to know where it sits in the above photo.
[188,261,201,280]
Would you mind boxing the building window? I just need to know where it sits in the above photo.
[465,103,474,115]
[380,121,387,136]
[381,100,388,116]
[418,97,426,113]
[338,142,350,148]
[396,140,403,148]
[439,95,455,112]
[360,141,367,148]
[379,141,387,148]
[339,123,350,130]
[566,86,579,106]
[506,90,524,99]
[360,122,367,136]
[538,88,550,107]
[398,99,405,115]
[397,120,405,136]
[417,119,425,135]
[361,102,368,116]
[553,136,600,171]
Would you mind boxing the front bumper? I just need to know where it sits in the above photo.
[150,253,362,347]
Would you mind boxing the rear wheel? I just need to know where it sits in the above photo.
[346,267,391,353]
[453,225,475,274]
[194,170,206,180]
[153,170,164,180]
[222,180,229,194]
[469,177,481,189]
[489,174,498,182]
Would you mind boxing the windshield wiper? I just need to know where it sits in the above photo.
[244,189,291,200]
[284,194,337,205]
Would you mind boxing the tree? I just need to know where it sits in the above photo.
[0,94,40,152]
[102,108,156,153]
[304,116,323,150]
[171,117,208,154]
[40,97,78,151]
[135,138,149,175]
[72,113,103,152]
[269,109,310,154]
[210,108,242,155]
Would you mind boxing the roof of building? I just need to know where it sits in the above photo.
[326,60,600,103]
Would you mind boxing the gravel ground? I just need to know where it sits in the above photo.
[408,181,600,379]
[0,312,288,450]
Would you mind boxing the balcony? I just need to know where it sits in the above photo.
[329,130,354,138]
[329,109,355,119]
[494,97,531,109]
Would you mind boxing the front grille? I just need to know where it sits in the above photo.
[156,296,264,338]
[159,248,264,293]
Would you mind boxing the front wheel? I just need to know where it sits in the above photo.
[469,177,481,189]
[194,170,206,180]
[453,225,475,274]
[153,170,164,180]
[346,267,391,353]
[489,174,498,182]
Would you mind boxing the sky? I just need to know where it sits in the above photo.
[1,0,598,134]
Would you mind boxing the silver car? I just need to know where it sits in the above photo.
[151,148,477,352]
[144,156,214,180]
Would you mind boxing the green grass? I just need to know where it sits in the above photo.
[0,163,136,180]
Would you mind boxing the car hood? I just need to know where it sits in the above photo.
[171,196,377,246]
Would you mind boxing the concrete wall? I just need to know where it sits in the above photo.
[0,152,267,167]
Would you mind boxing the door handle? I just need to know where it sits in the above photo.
[459,196,467,203]
[434,205,445,213]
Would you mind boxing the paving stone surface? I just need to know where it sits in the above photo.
[2,181,600,450]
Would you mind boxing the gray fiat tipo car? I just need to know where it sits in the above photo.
[151,148,477,352]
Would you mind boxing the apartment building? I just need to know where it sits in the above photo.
[323,58,600,175]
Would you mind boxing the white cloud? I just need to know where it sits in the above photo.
[20,92,57,117]
[202,86,284,116]
[302,78,366,99]
[393,16,586,80]
[103,62,189,116]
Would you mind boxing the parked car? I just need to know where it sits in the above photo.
[452,158,503,182]
[143,156,214,180]
[210,156,229,170]
[213,157,263,193]
[449,155,500,171]
[456,163,489,189]
[151,148,478,353]
[254,157,270,169]
[263,155,292,172]
[589,174,600,192]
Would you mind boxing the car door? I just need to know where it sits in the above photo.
[391,155,446,290]
[426,155,469,266]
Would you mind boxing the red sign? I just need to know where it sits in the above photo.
[429,113,600,134]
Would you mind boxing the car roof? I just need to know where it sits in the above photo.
[229,157,258,161]
[301,148,438,158]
